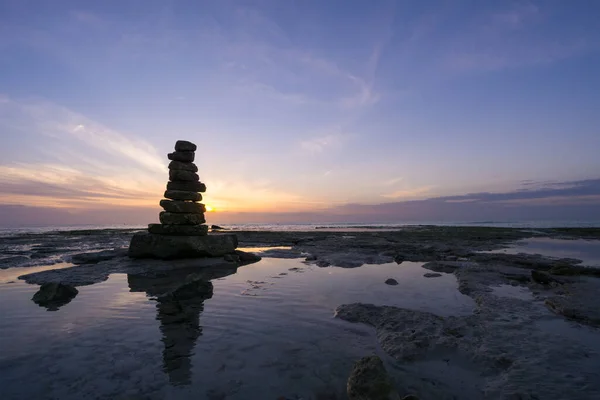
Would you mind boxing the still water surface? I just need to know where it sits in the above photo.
[0,257,474,400]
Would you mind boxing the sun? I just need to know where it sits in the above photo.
[205,205,214,212]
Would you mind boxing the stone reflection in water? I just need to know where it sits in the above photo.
[32,282,79,311]
[127,266,238,386]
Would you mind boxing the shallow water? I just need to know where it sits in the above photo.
[490,237,600,266]
[0,257,474,400]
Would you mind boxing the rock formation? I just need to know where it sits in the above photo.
[128,140,237,259]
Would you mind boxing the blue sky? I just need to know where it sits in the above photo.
[1,0,599,224]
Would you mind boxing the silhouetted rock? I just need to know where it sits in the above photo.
[164,190,202,202]
[385,278,399,285]
[167,181,206,193]
[174,140,197,152]
[168,151,195,162]
[129,232,237,259]
[160,200,206,214]
[168,160,198,172]
[211,224,226,230]
[32,282,79,311]
[148,224,209,236]
[235,250,262,265]
[347,355,400,400]
[423,273,442,278]
[169,169,199,182]
[159,212,206,225]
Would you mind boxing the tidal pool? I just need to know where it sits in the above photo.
[0,257,474,400]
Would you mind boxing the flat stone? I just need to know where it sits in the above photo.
[167,181,206,193]
[128,232,238,259]
[385,278,399,285]
[168,151,195,162]
[168,161,198,172]
[159,212,206,225]
[174,140,197,152]
[164,190,202,202]
[169,170,199,182]
[148,224,209,236]
[160,200,206,214]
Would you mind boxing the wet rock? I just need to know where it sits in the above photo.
[148,224,208,236]
[32,283,79,311]
[235,250,261,265]
[394,255,405,264]
[211,225,226,230]
[423,273,442,278]
[422,261,471,273]
[169,169,199,182]
[401,396,419,400]
[385,278,399,285]
[166,181,206,193]
[168,151,195,162]
[316,260,331,267]
[168,160,198,172]
[174,140,197,152]
[347,355,400,400]
[164,190,202,202]
[531,270,555,285]
[69,248,128,264]
[223,254,239,262]
[128,232,238,259]
[160,200,206,214]
[305,254,318,261]
[159,211,206,225]
[549,265,600,277]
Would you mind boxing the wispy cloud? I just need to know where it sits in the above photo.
[381,185,434,199]
[300,132,345,154]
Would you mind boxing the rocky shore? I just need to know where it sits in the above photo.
[4,226,600,398]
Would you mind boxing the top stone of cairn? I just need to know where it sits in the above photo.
[175,140,197,152]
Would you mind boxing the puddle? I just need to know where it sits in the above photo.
[0,258,474,399]
[490,284,533,300]
[489,238,600,266]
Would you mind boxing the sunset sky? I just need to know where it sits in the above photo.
[1,0,599,226]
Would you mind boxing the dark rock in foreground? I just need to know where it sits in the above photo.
[128,232,238,259]
[159,211,206,225]
[166,181,207,193]
[168,151,195,162]
[164,190,202,202]
[32,282,79,311]
[160,199,206,214]
[385,278,399,285]
[423,273,442,278]
[148,224,209,236]
[347,355,400,400]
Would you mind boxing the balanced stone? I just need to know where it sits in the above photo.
[148,224,208,236]
[169,170,199,182]
[175,140,197,152]
[148,224,209,236]
[128,232,237,259]
[169,161,198,172]
[160,200,206,214]
[164,190,202,202]
[159,212,206,225]
[167,181,206,193]
[168,151,195,163]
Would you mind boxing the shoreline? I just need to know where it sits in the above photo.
[2,226,600,398]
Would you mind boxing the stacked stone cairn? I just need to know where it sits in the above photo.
[128,140,238,259]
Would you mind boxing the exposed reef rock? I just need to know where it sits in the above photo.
[129,233,238,260]
[347,355,400,400]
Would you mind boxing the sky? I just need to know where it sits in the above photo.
[1,0,599,226]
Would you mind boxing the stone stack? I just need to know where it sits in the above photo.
[128,140,238,259]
